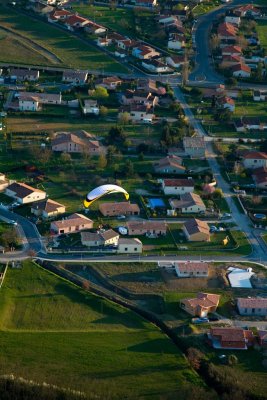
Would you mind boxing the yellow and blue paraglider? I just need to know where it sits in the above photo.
[84,184,129,208]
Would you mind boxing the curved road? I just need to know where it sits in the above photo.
[172,85,267,263]
[190,0,256,83]
[0,206,266,265]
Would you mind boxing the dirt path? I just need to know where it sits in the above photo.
[0,25,62,64]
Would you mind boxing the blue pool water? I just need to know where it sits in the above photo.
[148,198,166,209]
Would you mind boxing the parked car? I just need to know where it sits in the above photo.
[220,213,231,219]
[118,226,128,235]
[192,317,209,324]
[209,315,219,322]
[117,215,126,220]
[9,220,17,226]
[210,225,217,233]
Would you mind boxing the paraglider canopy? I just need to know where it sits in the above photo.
[84,184,129,208]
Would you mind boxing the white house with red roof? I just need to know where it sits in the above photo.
[64,15,90,30]
[235,4,261,17]
[48,9,72,23]
[237,297,267,316]
[218,22,238,41]
[242,152,267,169]
[175,262,209,278]
[232,63,251,78]
[162,178,194,195]
[216,96,235,112]
[221,45,242,57]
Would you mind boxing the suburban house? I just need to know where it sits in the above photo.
[258,330,267,348]
[136,79,166,96]
[31,199,66,219]
[208,327,254,350]
[167,33,186,50]
[81,229,119,247]
[252,167,267,189]
[170,193,206,214]
[183,137,206,158]
[235,4,261,17]
[99,202,140,217]
[121,90,159,108]
[51,132,105,155]
[216,96,235,112]
[119,105,155,123]
[9,68,39,82]
[18,92,62,112]
[84,21,107,35]
[221,54,243,69]
[134,0,157,8]
[82,99,100,115]
[232,63,251,78]
[62,70,88,85]
[175,262,209,278]
[166,55,186,69]
[141,59,170,73]
[224,12,241,26]
[180,292,220,317]
[154,155,186,174]
[95,76,122,90]
[132,45,160,60]
[237,297,267,316]
[217,22,238,41]
[253,90,267,101]
[5,182,46,204]
[162,178,194,195]
[47,9,72,23]
[183,218,210,242]
[221,45,242,57]
[0,173,10,192]
[64,15,90,31]
[96,37,112,47]
[234,117,267,132]
[117,238,143,254]
[50,213,93,234]
[127,220,167,236]
[242,152,267,169]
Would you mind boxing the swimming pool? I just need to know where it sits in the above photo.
[148,198,166,209]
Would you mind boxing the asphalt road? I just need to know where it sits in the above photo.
[172,85,267,261]
[0,205,267,265]
[190,0,255,83]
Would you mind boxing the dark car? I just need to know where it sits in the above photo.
[209,316,219,322]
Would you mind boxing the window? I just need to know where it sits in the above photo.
[252,308,255,313]
[134,248,137,251]
[125,247,128,251]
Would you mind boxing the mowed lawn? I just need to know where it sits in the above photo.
[0,262,202,398]
[73,4,135,37]
[256,20,267,51]
[0,6,127,72]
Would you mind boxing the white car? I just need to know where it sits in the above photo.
[118,226,128,235]
[117,215,126,220]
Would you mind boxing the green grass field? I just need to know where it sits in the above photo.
[0,33,49,65]
[0,6,127,72]
[0,261,202,398]
[73,4,135,37]
[193,0,220,16]
[256,20,267,51]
